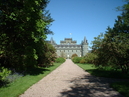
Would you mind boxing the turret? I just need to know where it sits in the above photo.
[50,37,56,46]
[82,37,88,56]
[83,36,87,44]
[50,37,53,44]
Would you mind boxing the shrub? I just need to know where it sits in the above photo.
[80,58,86,64]
[38,43,57,67]
[55,57,65,63]
[71,54,78,59]
[0,67,11,81]
[72,57,82,63]
[84,53,97,64]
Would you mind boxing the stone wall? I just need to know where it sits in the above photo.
[48,37,88,58]
[56,46,82,58]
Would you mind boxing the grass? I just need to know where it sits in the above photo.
[77,63,96,71]
[77,63,129,79]
[111,82,129,97]
[77,63,129,97]
[0,62,62,97]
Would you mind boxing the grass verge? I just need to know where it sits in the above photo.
[77,63,129,79]
[111,82,129,97]
[0,63,62,97]
[77,63,129,97]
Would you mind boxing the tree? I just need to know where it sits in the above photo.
[91,2,129,74]
[84,53,97,64]
[38,42,57,67]
[0,0,53,70]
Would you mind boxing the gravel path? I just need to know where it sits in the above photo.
[20,59,124,97]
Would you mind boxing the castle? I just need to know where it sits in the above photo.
[48,37,88,58]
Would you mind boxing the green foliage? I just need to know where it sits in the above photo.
[0,0,54,70]
[91,2,129,74]
[38,42,57,67]
[80,59,86,64]
[55,57,65,63]
[72,53,97,64]
[84,53,97,64]
[0,67,11,81]
[72,57,82,63]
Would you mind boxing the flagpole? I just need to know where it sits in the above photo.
[69,33,72,38]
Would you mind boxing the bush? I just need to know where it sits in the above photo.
[84,53,97,64]
[71,54,78,59]
[38,43,57,67]
[55,57,65,63]
[72,57,82,63]
[0,67,11,81]
[80,58,86,64]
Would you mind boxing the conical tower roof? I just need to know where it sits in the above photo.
[84,36,87,43]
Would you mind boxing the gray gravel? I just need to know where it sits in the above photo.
[19,59,124,97]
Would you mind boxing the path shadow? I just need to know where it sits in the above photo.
[25,67,50,75]
[86,69,129,79]
[0,80,10,88]
[59,74,125,97]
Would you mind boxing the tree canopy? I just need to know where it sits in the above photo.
[0,0,54,71]
[91,2,129,74]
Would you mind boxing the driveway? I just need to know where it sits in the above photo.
[20,59,123,97]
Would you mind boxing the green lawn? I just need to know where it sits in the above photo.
[0,63,62,97]
[77,63,129,97]
[77,63,129,79]
[77,63,96,71]
[111,82,129,97]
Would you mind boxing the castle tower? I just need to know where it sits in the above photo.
[82,37,88,56]
[48,37,88,58]
[50,37,56,46]
[50,37,54,44]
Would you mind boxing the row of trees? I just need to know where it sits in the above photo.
[0,0,56,73]
[91,2,129,74]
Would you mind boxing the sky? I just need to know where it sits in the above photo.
[46,0,127,48]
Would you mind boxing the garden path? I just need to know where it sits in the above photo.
[20,59,124,97]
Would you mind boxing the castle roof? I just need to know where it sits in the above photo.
[55,44,81,48]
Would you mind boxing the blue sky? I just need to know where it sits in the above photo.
[46,0,126,48]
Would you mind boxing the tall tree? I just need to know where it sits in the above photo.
[0,0,53,70]
[92,2,129,73]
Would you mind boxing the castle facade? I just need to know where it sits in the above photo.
[48,37,88,58]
